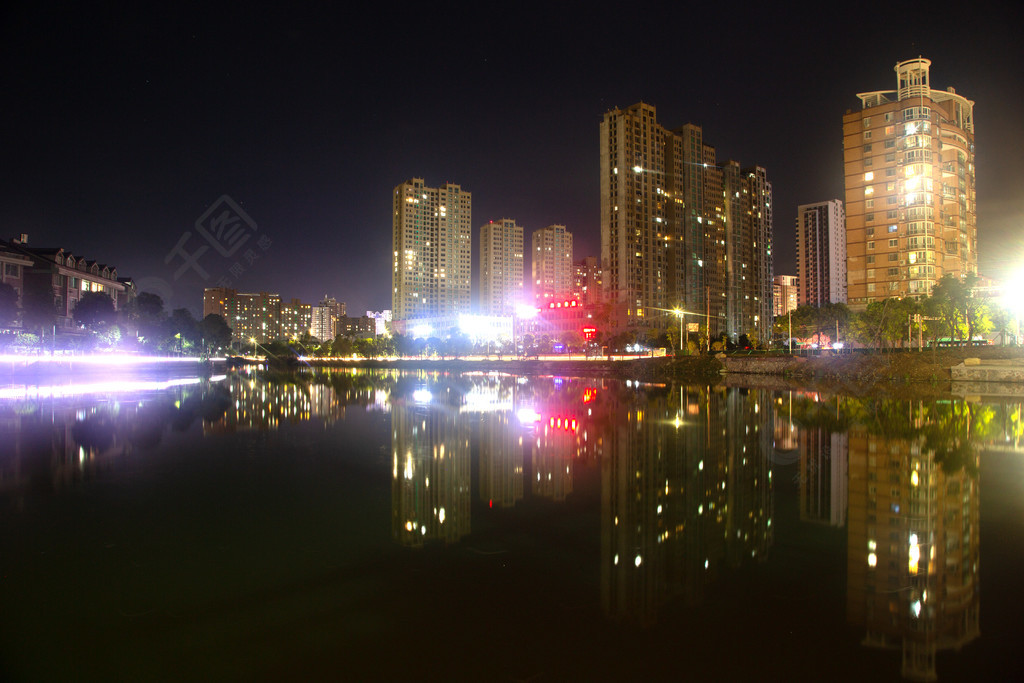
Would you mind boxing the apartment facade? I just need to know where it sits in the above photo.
[392,178,472,321]
[531,224,573,305]
[773,275,798,316]
[843,58,976,308]
[203,288,282,344]
[796,200,847,306]
[479,218,524,316]
[600,103,773,341]
[6,238,134,330]
[573,256,603,307]
[311,296,345,342]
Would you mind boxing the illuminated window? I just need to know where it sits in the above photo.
[864,172,874,181]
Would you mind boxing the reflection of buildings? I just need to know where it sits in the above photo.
[204,375,349,433]
[391,398,471,546]
[478,411,523,509]
[0,381,225,505]
[847,429,979,681]
[601,386,774,624]
[528,418,574,501]
[799,428,848,527]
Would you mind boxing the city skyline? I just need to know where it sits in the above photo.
[2,4,1022,315]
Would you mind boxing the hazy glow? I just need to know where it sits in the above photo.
[0,354,203,366]
[0,377,201,399]
[517,407,542,424]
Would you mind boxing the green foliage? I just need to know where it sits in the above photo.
[73,291,116,329]
[0,282,18,326]
[20,285,55,335]
[198,313,233,353]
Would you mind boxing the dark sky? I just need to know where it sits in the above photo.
[3,2,1022,315]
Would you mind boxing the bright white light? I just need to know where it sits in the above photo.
[517,407,541,424]
[412,324,432,338]
[515,303,539,319]
[438,507,446,524]
[0,377,201,399]
[412,388,432,404]
[911,600,921,618]
[634,554,642,567]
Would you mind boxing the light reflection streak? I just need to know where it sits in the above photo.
[0,354,208,366]
[0,377,203,399]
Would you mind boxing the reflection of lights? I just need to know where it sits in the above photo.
[911,600,921,618]
[412,388,432,404]
[0,354,203,366]
[909,533,920,575]
[868,553,877,568]
[0,377,202,399]
[438,507,446,524]
[634,555,642,567]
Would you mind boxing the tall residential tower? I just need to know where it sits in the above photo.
[392,178,472,321]
[479,218,524,316]
[843,58,976,307]
[532,224,573,305]
[796,200,847,306]
[600,102,773,342]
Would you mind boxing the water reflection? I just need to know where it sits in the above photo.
[844,410,980,681]
[2,369,1020,679]
[0,378,229,507]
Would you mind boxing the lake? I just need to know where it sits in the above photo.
[2,367,1022,681]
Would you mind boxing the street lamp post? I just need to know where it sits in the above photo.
[673,308,686,355]
[651,307,710,355]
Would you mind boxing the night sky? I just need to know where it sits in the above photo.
[3,3,1022,316]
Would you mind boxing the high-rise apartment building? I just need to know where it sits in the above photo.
[796,200,847,306]
[843,58,976,307]
[311,296,344,341]
[280,298,312,340]
[573,256,603,306]
[600,103,773,341]
[203,288,282,344]
[721,162,774,342]
[773,275,798,316]
[531,224,573,305]
[479,218,524,316]
[392,178,472,321]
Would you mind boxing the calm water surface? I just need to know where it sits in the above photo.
[2,368,1023,681]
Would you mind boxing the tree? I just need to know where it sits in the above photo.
[165,308,199,353]
[73,291,116,329]
[20,285,55,336]
[129,292,166,347]
[198,313,233,353]
[926,274,970,343]
[561,330,583,357]
[0,282,18,327]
